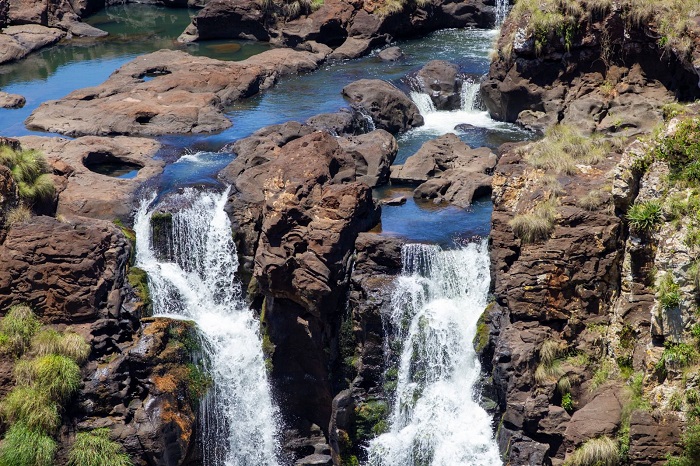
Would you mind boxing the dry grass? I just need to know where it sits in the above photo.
[564,436,620,466]
[535,339,569,391]
[509,198,559,243]
[5,204,31,226]
[30,329,90,364]
[522,125,610,175]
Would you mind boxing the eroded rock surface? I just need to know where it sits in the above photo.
[342,79,423,133]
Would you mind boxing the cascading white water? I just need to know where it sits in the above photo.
[134,188,280,466]
[460,78,480,112]
[494,0,510,26]
[409,91,437,115]
[366,241,501,466]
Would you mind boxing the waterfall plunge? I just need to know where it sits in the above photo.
[366,241,501,466]
[134,188,280,466]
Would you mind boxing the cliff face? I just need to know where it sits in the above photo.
[480,1,700,135]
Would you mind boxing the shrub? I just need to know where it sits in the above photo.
[562,392,574,412]
[0,386,60,434]
[564,435,619,466]
[666,423,700,466]
[523,124,610,175]
[656,118,700,183]
[0,146,54,204]
[627,200,663,232]
[67,428,133,466]
[656,342,698,373]
[510,198,558,243]
[4,204,31,226]
[658,273,682,310]
[0,304,41,355]
[31,329,90,364]
[15,354,81,402]
[0,422,57,466]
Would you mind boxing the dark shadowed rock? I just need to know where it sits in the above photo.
[178,0,269,42]
[342,79,423,133]
[0,215,130,324]
[415,60,461,110]
[378,46,403,61]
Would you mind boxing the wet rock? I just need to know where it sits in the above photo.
[0,91,25,108]
[26,47,330,137]
[18,135,163,221]
[0,24,65,64]
[342,79,423,134]
[381,196,406,206]
[415,60,461,110]
[378,46,403,61]
[337,129,398,187]
[0,215,130,324]
[77,318,202,466]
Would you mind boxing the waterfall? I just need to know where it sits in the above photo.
[460,78,480,112]
[409,90,437,115]
[366,241,501,466]
[134,188,280,466]
[495,0,509,26]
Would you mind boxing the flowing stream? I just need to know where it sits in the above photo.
[133,188,279,466]
[366,241,501,466]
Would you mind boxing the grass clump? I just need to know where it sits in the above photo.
[31,329,91,364]
[67,428,133,466]
[0,422,58,466]
[535,340,569,393]
[4,204,31,226]
[656,118,700,184]
[127,266,152,313]
[0,146,54,205]
[15,354,81,402]
[658,273,682,310]
[564,435,619,466]
[522,125,610,175]
[0,304,41,356]
[510,198,558,243]
[627,200,663,232]
[666,423,700,466]
[656,342,698,374]
[0,386,60,434]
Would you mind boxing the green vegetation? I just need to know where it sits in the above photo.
[67,428,133,466]
[375,0,429,17]
[30,329,91,364]
[665,424,700,466]
[0,386,60,434]
[522,125,609,175]
[354,399,389,442]
[0,146,54,205]
[618,372,649,463]
[473,311,489,353]
[186,363,212,406]
[15,354,81,402]
[656,342,698,374]
[627,201,663,232]
[127,266,152,312]
[0,304,41,356]
[0,422,57,466]
[663,102,689,121]
[534,340,570,397]
[656,118,700,184]
[258,0,324,19]
[509,198,558,243]
[564,435,619,466]
[658,273,682,310]
[561,392,574,413]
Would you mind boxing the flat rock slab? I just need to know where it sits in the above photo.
[18,135,162,220]
[26,46,330,137]
[0,91,25,108]
[0,24,65,65]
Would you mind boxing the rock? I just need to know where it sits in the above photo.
[64,20,108,38]
[177,0,269,43]
[381,196,406,206]
[0,25,65,65]
[628,410,683,465]
[0,91,25,108]
[342,79,423,133]
[327,36,382,60]
[295,454,333,465]
[378,46,403,61]
[497,427,550,466]
[27,47,330,137]
[305,109,372,136]
[0,215,130,324]
[17,135,163,221]
[337,129,398,187]
[563,386,623,447]
[77,318,202,466]
[277,0,355,48]
[415,60,461,110]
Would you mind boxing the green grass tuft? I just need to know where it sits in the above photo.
[15,354,81,402]
[0,304,41,356]
[0,146,54,205]
[658,273,682,310]
[0,422,57,466]
[0,386,61,435]
[67,428,133,466]
[564,435,619,466]
[627,200,663,232]
[522,124,610,174]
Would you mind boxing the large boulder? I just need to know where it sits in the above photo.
[342,79,423,134]
[0,91,25,108]
[337,129,398,187]
[18,136,163,221]
[178,0,269,43]
[0,24,65,64]
[415,60,462,110]
[0,215,131,324]
[26,47,331,137]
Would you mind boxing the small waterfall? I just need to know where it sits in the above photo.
[366,241,501,466]
[460,78,481,112]
[409,90,437,114]
[494,0,509,26]
[134,188,280,466]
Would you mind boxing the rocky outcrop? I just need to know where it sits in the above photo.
[0,24,66,64]
[481,4,700,134]
[0,215,131,325]
[342,79,423,134]
[415,59,461,110]
[391,133,496,208]
[26,46,331,137]
[0,91,25,108]
[180,0,498,59]
[336,129,398,187]
[219,130,380,461]
[18,135,162,221]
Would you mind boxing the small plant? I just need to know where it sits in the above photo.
[0,304,41,356]
[656,118,700,184]
[15,354,81,402]
[658,273,682,310]
[31,329,91,364]
[561,392,574,412]
[564,435,619,466]
[4,204,31,226]
[67,428,133,466]
[665,423,700,466]
[0,386,60,434]
[590,359,616,392]
[0,422,57,466]
[662,102,688,121]
[578,189,606,211]
[535,340,568,392]
[510,198,558,243]
[186,363,212,405]
[354,399,389,442]
[627,200,663,232]
[656,342,698,373]
[0,146,54,204]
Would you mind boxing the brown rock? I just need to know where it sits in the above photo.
[0,215,130,324]
[628,410,683,465]
[564,385,623,447]
[342,79,424,133]
[415,60,462,110]
[0,24,65,64]
[337,129,398,187]
[0,91,25,108]
[178,0,269,43]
